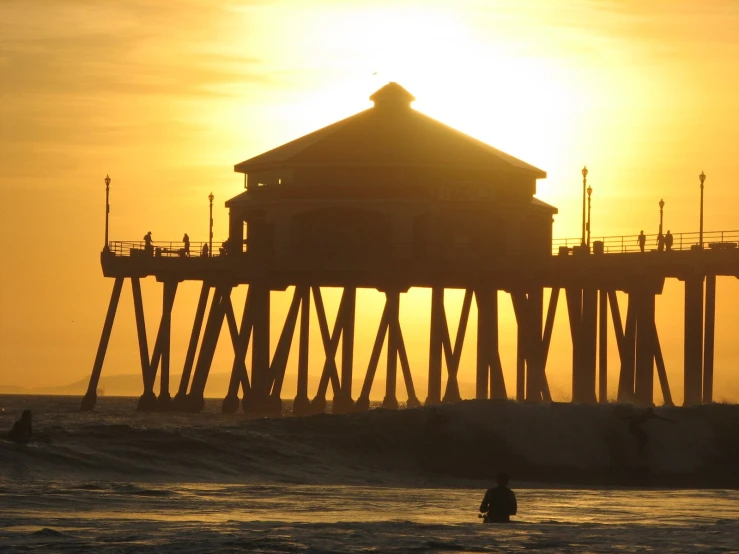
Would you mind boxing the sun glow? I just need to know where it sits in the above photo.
[221,4,597,361]
[228,3,593,229]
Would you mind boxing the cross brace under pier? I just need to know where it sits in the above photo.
[81,275,720,412]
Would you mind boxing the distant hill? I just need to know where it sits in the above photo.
[0,385,30,394]
[2,371,478,401]
[3,373,239,398]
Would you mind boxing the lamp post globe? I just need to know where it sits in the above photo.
[699,171,706,249]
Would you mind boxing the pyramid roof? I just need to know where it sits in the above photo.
[234,82,546,179]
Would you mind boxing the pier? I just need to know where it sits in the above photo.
[82,83,738,414]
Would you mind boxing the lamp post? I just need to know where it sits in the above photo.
[104,174,111,252]
[208,192,214,257]
[581,166,588,246]
[586,184,593,247]
[659,198,665,236]
[699,171,706,248]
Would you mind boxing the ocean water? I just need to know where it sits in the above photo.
[1,395,738,553]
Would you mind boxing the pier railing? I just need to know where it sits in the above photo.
[551,230,739,255]
[106,240,230,258]
[105,230,739,260]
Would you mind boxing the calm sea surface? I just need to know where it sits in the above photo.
[2,483,738,553]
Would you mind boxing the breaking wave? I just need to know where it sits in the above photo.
[1,397,738,488]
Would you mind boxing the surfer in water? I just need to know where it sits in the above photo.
[479,472,517,523]
[626,407,676,454]
[424,407,449,434]
[8,409,32,444]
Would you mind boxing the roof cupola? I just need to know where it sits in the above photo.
[369,82,416,110]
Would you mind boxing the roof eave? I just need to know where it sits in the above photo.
[530,197,558,214]
[235,160,546,179]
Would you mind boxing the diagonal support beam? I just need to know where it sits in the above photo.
[608,291,626,362]
[157,281,178,408]
[395,320,419,407]
[618,293,638,401]
[475,288,506,400]
[131,277,151,394]
[512,289,549,402]
[81,277,124,411]
[356,299,390,410]
[222,288,254,413]
[538,287,558,402]
[145,281,178,396]
[187,286,231,412]
[609,291,637,403]
[441,289,472,403]
[312,286,344,405]
[652,320,673,406]
[355,290,412,411]
[175,282,210,403]
[335,287,357,413]
[269,286,303,399]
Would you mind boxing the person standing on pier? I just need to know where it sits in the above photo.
[665,230,673,252]
[144,231,153,256]
[182,233,190,257]
[638,231,646,252]
[657,232,665,252]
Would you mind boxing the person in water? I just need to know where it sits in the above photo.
[480,472,517,523]
[8,410,32,444]
[626,407,676,454]
[424,407,449,434]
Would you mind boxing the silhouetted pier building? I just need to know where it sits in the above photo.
[83,83,733,414]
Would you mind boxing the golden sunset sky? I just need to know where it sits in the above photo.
[1,0,739,402]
